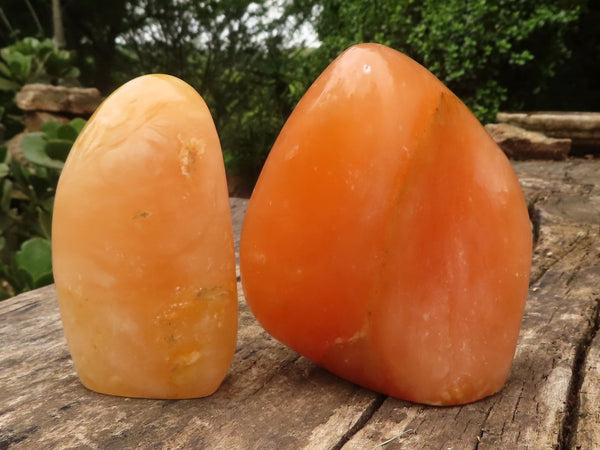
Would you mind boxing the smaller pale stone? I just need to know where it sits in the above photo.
[52,75,237,399]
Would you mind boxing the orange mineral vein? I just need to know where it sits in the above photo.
[52,74,237,399]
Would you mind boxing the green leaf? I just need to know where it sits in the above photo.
[0,61,11,78]
[9,158,31,187]
[56,124,79,141]
[0,48,10,63]
[15,237,53,288]
[22,132,47,159]
[22,133,64,170]
[62,67,80,80]
[0,163,8,178]
[0,145,8,163]
[34,272,54,288]
[70,118,86,134]
[6,52,32,83]
[41,121,61,139]
[37,207,53,240]
[45,139,72,163]
[0,76,20,91]
[1,37,79,89]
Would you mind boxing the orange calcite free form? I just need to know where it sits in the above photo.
[52,75,237,398]
[240,44,532,405]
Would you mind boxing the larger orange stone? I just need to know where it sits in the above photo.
[240,44,532,405]
[52,75,237,398]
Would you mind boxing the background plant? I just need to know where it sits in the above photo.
[0,118,84,299]
[0,36,80,139]
[0,36,79,89]
[2,0,597,179]
[294,0,592,123]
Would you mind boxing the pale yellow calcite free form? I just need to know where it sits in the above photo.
[52,75,237,398]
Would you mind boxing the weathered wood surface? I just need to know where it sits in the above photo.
[1,160,599,449]
[485,123,571,160]
[497,112,600,148]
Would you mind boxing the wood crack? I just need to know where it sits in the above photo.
[0,301,40,317]
[529,231,587,287]
[474,398,497,449]
[329,394,386,450]
[565,244,592,289]
[527,197,542,247]
[0,425,39,448]
[557,297,600,450]
[511,383,525,423]
[245,354,302,399]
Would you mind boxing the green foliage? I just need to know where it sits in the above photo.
[298,0,584,123]
[109,0,311,184]
[215,43,316,182]
[0,36,79,89]
[0,37,80,141]
[0,118,83,299]
[22,119,84,169]
[407,0,581,121]
[1,0,596,188]
[14,237,53,289]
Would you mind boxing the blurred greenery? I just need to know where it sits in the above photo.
[0,119,83,299]
[0,0,598,180]
[0,36,79,139]
[0,36,79,87]
[0,0,598,297]
[295,0,597,122]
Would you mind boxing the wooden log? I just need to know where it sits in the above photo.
[1,162,599,449]
[577,327,600,449]
[343,160,600,449]
[0,274,383,448]
[574,239,600,449]
[496,112,600,149]
[485,123,571,160]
